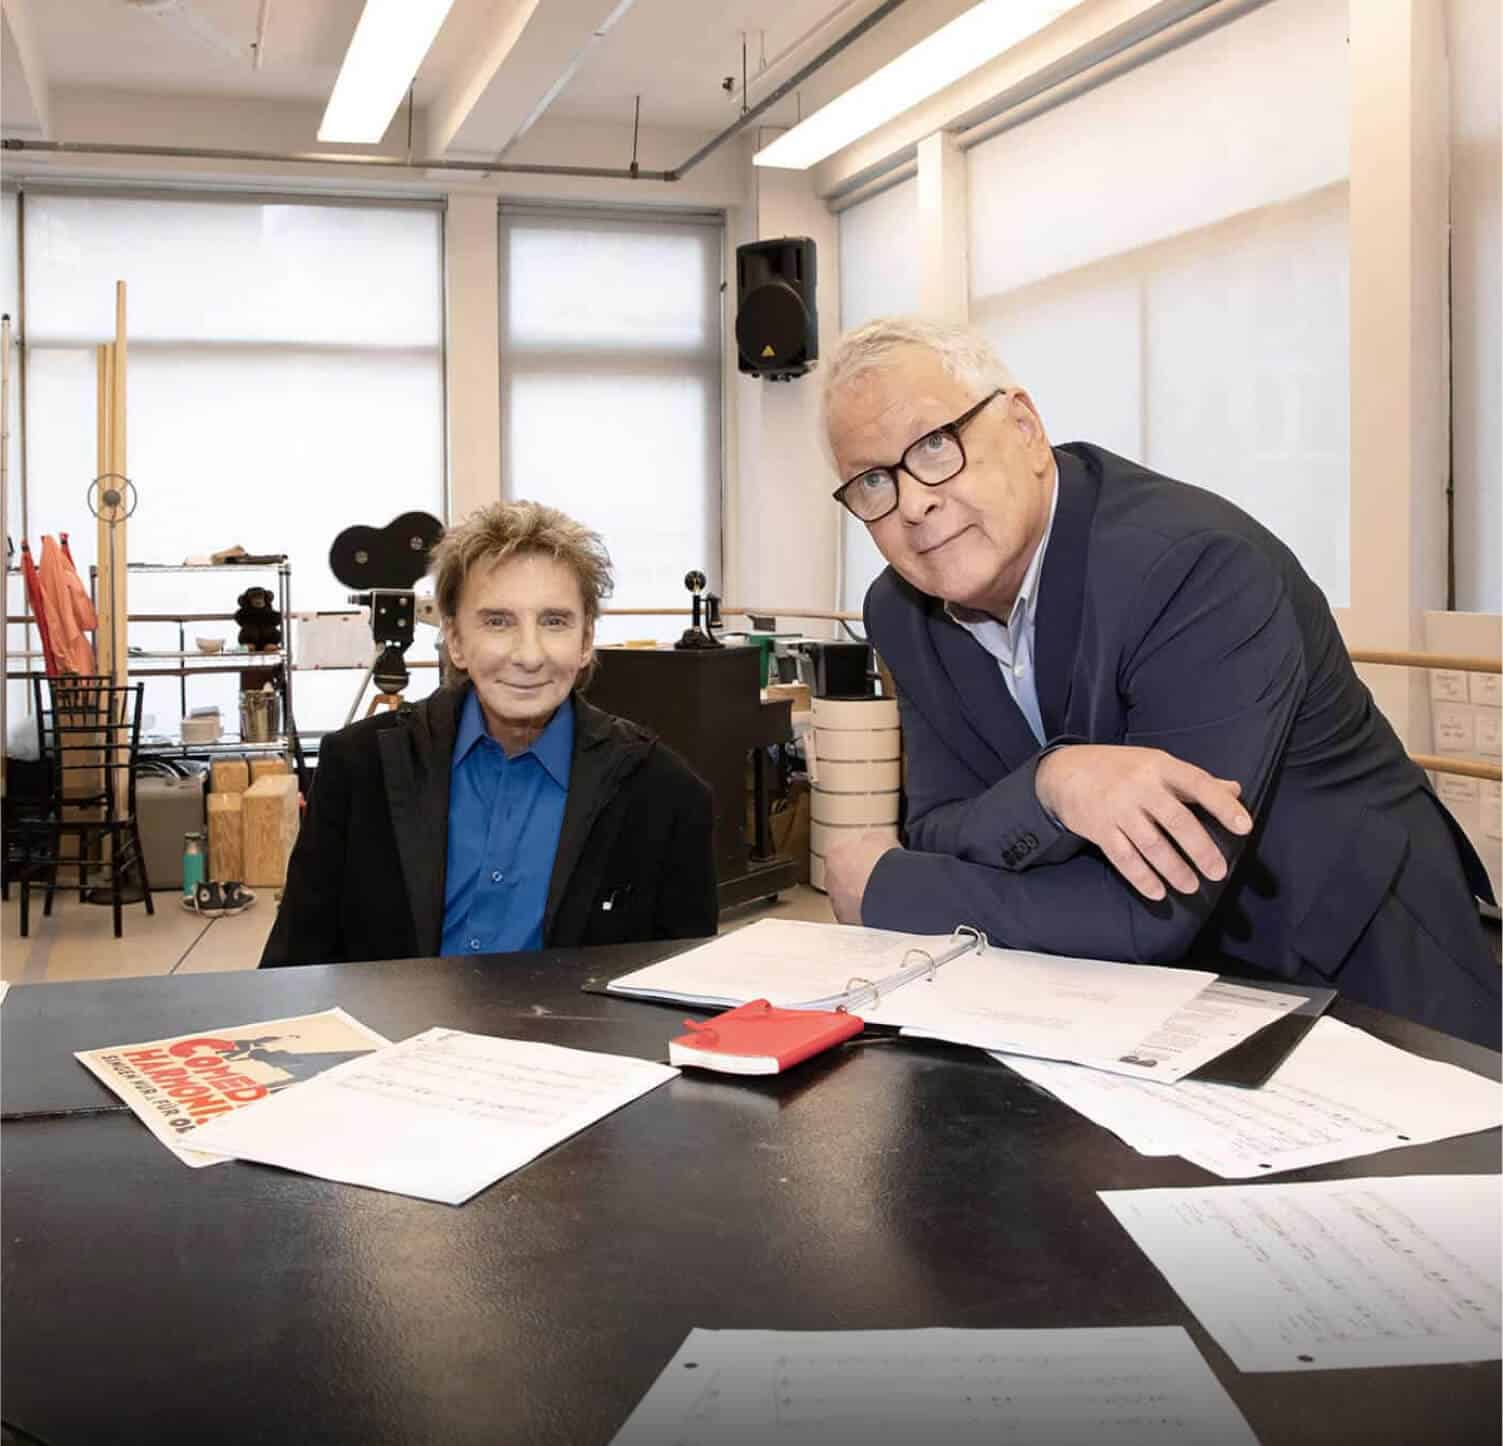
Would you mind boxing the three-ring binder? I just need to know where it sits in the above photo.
[838,925,987,1014]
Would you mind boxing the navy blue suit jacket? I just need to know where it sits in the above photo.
[863,444,1498,1046]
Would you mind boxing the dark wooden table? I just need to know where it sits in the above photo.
[3,945,1499,1446]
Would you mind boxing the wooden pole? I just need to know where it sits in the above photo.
[109,283,131,823]
[1,314,10,800]
[95,342,114,678]
[109,281,128,690]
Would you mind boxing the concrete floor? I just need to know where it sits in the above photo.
[1,882,836,985]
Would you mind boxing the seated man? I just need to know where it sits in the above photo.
[262,501,716,967]
[821,317,1499,1049]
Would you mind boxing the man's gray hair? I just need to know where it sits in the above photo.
[820,317,1019,441]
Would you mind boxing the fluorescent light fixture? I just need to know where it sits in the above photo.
[318,0,458,144]
[754,0,1082,170]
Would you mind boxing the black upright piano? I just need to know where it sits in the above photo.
[585,644,799,912]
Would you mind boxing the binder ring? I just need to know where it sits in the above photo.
[901,947,939,982]
[952,925,987,953]
[838,976,879,1013]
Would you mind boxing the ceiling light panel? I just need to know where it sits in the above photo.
[754,0,1082,170]
[319,0,458,144]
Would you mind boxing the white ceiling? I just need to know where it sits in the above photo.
[1,0,949,151]
[16,0,365,102]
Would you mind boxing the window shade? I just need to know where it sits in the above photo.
[500,208,722,645]
[19,191,445,736]
[967,0,1350,603]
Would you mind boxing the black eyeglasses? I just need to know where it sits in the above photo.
[832,389,1007,523]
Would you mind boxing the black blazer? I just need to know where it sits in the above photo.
[261,688,716,967]
[863,444,1499,1046]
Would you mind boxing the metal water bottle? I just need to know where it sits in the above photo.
[182,832,206,898]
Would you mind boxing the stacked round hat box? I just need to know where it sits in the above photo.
[808,695,901,892]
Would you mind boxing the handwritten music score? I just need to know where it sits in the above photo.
[1100,1175,1502,1371]
[610,1327,1259,1444]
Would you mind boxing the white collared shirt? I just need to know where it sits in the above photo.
[944,472,1060,747]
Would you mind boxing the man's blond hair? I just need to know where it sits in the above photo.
[429,500,613,688]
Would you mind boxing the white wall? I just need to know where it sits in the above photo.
[836,173,921,614]
[725,130,843,631]
[1446,0,1502,614]
[446,192,502,523]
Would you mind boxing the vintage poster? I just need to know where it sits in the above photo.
[75,1007,390,1167]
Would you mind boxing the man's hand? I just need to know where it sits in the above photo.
[1035,746,1252,901]
[824,829,900,924]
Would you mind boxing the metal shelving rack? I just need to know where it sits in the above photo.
[87,560,295,756]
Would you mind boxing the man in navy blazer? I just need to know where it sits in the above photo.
[822,318,1498,1049]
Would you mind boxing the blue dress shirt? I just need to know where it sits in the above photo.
[441,690,573,956]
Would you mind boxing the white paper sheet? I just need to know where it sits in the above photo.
[880,948,1215,1066]
[997,1017,1503,1176]
[188,1028,678,1205]
[609,1326,1258,1445]
[1100,1175,1503,1371]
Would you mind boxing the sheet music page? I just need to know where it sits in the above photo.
[880,947,1215,1065]
[1100,1175,1502,1371]
[610,1326,1258,1445]
[607,919,948,1008]
[188,1029,678,1205]
[997,1017,1503,1176]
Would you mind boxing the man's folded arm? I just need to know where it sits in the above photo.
[867,533,1306,962]
[899,697,1085,869]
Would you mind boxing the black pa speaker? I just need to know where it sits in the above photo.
[735,237,817,381]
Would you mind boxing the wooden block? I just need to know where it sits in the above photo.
[248,755,290,784]
[764,682,811,710]
[242,774,300,888]
[211,757,250,795]
[207,791,244,881]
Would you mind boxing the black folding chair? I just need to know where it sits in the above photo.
[17,674,155,939]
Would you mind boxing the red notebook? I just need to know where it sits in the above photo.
[669,999,865,1075]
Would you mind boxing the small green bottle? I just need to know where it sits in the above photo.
[182,832,207,898]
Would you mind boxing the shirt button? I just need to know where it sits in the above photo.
[469,938,482,951]
[1014,663,1026,676]
[491,870,504,883]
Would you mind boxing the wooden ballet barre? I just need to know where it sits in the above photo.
[1348,649,1501,674]
[1411,755,1502,783]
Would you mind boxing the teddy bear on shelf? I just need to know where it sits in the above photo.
[235,586,282,653]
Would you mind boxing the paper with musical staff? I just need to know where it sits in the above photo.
[188,1028,678,1203]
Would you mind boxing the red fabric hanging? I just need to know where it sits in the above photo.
[40,533,99,674]
[19,540,60,676]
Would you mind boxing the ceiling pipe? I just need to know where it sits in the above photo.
[252,0,270,72]
[0,138,673,182]
[667,0,908,179]
[719,0,871,113]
